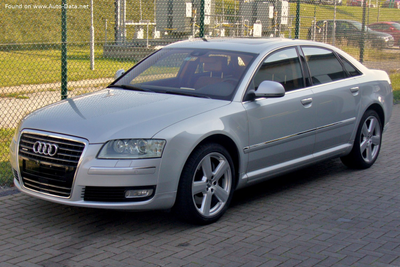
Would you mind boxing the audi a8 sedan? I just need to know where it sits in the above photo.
[10,38,393,224]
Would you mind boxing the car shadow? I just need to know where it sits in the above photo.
[230,158,351,208]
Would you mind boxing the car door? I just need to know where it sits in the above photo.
[301,46,360,155]
[243,47,316,182]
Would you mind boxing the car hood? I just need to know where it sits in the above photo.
[21,89,229,143]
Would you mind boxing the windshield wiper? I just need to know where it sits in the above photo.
[108,84,154,92]
[164,90,211,99]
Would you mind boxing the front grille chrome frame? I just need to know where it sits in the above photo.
[17,130,88,199]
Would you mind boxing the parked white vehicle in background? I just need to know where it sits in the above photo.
[10,38,393,224]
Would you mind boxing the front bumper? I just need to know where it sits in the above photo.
[10,131,177,211]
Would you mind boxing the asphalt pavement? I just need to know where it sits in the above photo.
[0,104,399,267]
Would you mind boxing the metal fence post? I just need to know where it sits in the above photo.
[61,0,68,100]
[332,1,337,46]
[359,0,367,63]
[200,0,204,38]
[90,0,95,70]
[295,0,300,39]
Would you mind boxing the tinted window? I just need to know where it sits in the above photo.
[302,47,347,85]
[252,48,304,92]
[338,55,362,77]
[115,48,256,101]
[369,24,383,30]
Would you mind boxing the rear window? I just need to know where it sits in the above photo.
[338,55,362,77]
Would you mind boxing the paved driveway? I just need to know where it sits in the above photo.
[1,105,399,267]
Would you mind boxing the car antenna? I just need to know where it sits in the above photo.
[202,37,208,42]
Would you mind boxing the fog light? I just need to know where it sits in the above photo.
[124,189,154,199]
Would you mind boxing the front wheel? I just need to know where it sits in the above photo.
[174,143,235,224]
[341,110,382,169]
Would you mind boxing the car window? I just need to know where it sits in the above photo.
[336,22,345,31]
[392,23,400,30]
[369,24,380,30]
[338,55,362,77]
[252,47,304,92]
[340,22,349,31]
[302,47,347,85]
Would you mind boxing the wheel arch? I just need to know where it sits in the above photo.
[185,134,241,189]
[172,135,240,224]
[366,103,385,130]
[341,106,384,169]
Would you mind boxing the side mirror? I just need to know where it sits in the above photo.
[246,80,285,101]
[114,69,125,80]
[256,80,285,98]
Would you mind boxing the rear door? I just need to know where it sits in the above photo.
[301,46,361,155]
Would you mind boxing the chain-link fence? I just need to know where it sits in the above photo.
[1,0,399,185]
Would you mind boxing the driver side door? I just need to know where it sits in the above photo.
[243,47,316,183]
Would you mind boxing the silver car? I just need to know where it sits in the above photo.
[10,38,393,224]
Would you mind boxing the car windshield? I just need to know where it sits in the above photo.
[113,48,256,101]
[351,21,372,32]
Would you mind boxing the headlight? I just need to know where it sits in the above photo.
[98,139,166,159]
[379,36,392,42]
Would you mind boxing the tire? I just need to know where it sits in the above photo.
[174,143,235,225]
[341,110,382,169]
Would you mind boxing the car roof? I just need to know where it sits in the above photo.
[317,19,358,23]
[164,37,330,54]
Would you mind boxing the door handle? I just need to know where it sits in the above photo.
[301,98,313,108]
[350,86,359,96]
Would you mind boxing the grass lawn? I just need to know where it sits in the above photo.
[0,45,135,88]
[391,73,400,102]
[0,129,14,186]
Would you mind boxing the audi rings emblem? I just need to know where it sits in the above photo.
[33,141,59,156]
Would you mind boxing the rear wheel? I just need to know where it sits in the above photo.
[174,143,235,225]
[341,110,382,169]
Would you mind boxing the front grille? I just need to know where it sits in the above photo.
[18,133,85,198]
[83,186,155,202]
